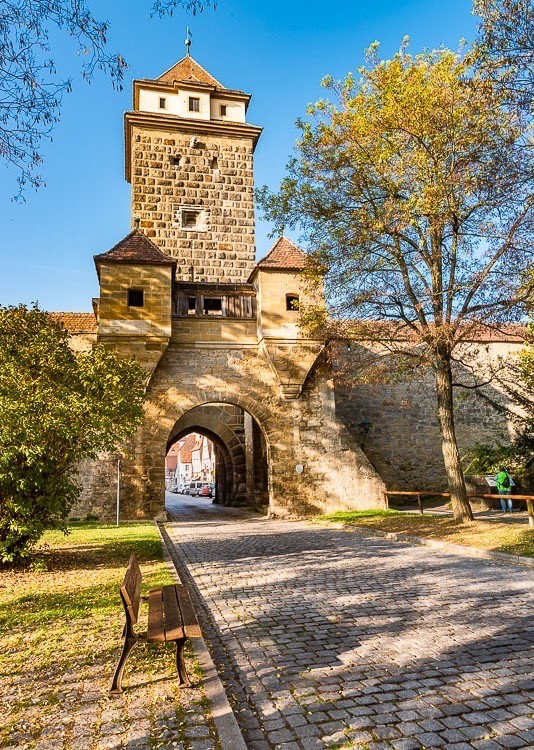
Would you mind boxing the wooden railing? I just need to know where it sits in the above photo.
[385,490,534,527]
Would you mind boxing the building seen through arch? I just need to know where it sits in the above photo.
[166,434,216,489]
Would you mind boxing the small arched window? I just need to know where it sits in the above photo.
[286,294,299,311]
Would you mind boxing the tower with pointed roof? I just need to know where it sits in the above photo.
[125,55,262,283]
[82,49,388,522]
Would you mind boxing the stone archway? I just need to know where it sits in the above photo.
[166,402,269,509]
[74,346,386,522]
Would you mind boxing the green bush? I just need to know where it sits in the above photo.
[0,305,145,564]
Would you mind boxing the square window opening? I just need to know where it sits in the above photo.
[128,289,144,307]
[220,104,227,117]
[189,97,200,112]
[188,297,197,315]
[286,294,300,311]
[178,206,207,232]
[203,298,223,315]
[182,209,200,229]
[159,97,167,109]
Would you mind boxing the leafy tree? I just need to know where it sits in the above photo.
[473,0,534,111]
[259,44,534,522]
[0,305,146,563]
[0,0,214,193]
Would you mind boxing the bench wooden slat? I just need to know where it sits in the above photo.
[175,583,201,637]
[121,553,141,625]
[162,585,185,641]
[147,588,166,642]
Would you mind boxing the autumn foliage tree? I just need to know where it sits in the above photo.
[259,45,534,522]
[0,305,146,563]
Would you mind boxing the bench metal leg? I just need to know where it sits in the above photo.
[175,638,192,687]
[110,635,138,693]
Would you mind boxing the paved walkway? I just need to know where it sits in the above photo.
[165,496,534,750]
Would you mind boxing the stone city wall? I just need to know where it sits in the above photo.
[72,342,385,520]
[68,331,524,517]
[333,338,524,491]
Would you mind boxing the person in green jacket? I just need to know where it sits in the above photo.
[494,469,513,512]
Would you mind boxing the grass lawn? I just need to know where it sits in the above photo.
[316,510,534,558]
[0,522,214,749]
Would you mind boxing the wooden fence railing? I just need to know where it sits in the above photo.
[385,490,534,527]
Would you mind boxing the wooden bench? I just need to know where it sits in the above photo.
[110,553,201,693]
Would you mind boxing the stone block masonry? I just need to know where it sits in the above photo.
[333,339,524,491]
[131,127,256,284]
[72,344,386,521]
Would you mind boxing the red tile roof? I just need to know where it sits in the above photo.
[94,230,176,270]
[339,320,527,344]
[49,312,98,333]
[256,237,308,270]
[157,56,224,87]
[177,433,197,464]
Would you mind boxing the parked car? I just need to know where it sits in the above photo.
[170,483,179,493]
[200,484,210,497]
[178,483,189,494]
[208,483,215,498]
[189,480,205,496]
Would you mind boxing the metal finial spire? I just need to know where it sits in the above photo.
[185,27,192,56]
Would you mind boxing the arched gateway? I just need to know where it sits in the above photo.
[78,53,386,520]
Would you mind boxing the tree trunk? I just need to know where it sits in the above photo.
[434,352,474,523]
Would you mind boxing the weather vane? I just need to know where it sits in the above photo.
[185,27,192,57]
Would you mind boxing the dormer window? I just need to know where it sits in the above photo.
[220,104,227,117]
[188,97,200,112]
[128,289,144,307]
[286,294,300,311]
[159,97,166,109]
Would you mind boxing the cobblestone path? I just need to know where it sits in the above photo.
[165,497,534,750]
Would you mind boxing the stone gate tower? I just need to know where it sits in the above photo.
[86,52,386,520]
[125,55,261,283]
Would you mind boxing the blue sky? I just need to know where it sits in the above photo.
[0,0,477,312]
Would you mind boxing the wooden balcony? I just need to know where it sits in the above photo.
[173,283,257,319]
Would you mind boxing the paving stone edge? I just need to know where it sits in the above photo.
[157,524,248,750]
[314,520,534,567]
